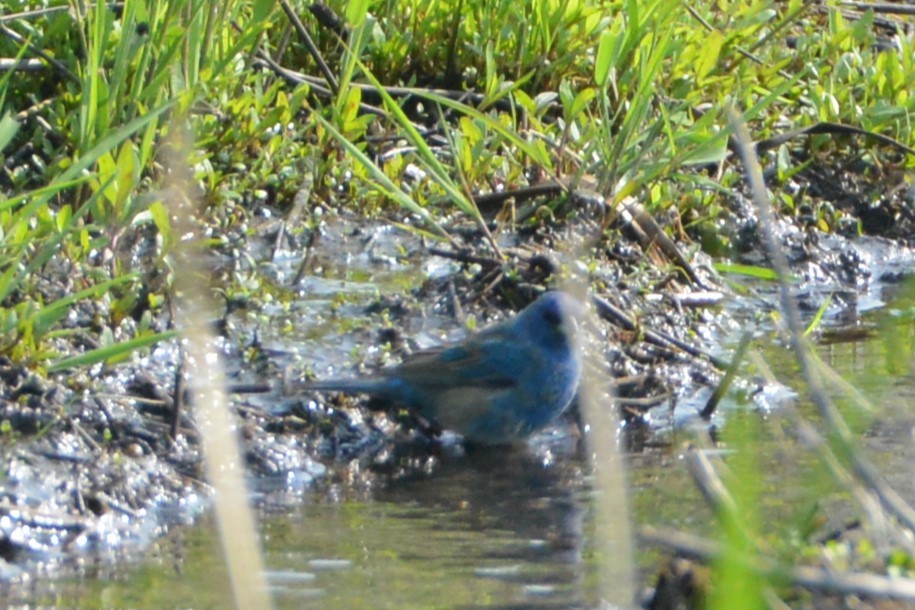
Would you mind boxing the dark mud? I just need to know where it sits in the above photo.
[1,157,913,599]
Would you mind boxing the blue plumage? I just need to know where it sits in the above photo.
[306,291,584,444]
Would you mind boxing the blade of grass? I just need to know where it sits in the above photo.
[314,113,454,244]
[47,329,177,373]
[713,262,781,281]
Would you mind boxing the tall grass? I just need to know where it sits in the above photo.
[0,0,272,369]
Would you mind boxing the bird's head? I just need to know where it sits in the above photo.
[519,291,585,352]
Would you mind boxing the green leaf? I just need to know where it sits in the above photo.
[696,30,723,82]
[31,274,139,336]
[115,142,139,213]
[679,132,730,165]
[252,0,275,23]
[0,113,20,154]
[595,29,614,87]
[803,293,832,337]
[47,330,178,373]
[570,88,597,119]
[713,262,780,281]
[345,0,370,26]
[314,114,452,241]
[148,200,172,245]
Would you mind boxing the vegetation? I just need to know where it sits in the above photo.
[1,0,914,607]
[2,0,911,367]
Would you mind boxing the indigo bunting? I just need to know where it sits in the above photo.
[306,291,584,444]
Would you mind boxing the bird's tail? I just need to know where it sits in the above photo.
[301,377,389,395]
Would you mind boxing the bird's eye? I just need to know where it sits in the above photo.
[542,306,562,326]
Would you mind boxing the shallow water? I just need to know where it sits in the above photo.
[267,449,592,609]
[7,443,606,609]
[7,353,913,610]
[6,219,913,608]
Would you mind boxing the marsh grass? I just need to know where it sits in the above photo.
[2,0,914,607]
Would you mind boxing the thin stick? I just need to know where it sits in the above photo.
[700,331,751,419]
[277,0,338,94]
[592,294,729,369]
[640,525,915,601]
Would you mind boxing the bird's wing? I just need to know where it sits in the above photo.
[390,335,519,390]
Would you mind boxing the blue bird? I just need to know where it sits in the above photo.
[306,291,584,444]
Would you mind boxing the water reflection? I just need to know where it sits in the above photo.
[264,437,594,609]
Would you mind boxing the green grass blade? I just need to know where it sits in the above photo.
[314,113,453,243]
[47,329,178,373]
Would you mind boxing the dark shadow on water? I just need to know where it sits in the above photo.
[369,439,594,609]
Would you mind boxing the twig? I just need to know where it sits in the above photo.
[753,121,915,159]
[253,51,387,117]
[639,525,915,601]
[472,181,567,213]
[93,397,120,441]
[685,447,739,513]
[292,229,317,286]
[0,23,79,84]
[683,446,759,552]
[257,62,512,111]
[170,343,186,440]
[700,331,751,419]
[592,294,729,370]
[307,3,348,38]
[277,0,338,94]
[820,5,904,34]
[14,97,55,121]
[0,5,71,23]
[226,383,272,394]
[840,1,915,15]
[616,393,672,410]
[619,200,708,288]
[428,246,501,268]
[0,58,43,71]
